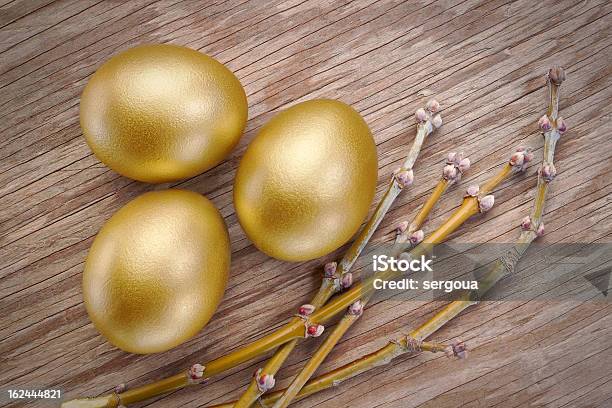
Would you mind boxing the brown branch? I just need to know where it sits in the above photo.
[208,66,566,408]
[208,339,464,408]
[268,148,523,408]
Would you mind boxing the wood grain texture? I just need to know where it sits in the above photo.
[1,0,611,407]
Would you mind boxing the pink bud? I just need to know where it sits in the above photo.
[510,146,532,171]
[538,115,551,131]
[458,157,471,173]
[478,195,495,213]
[114,384,126,394]
[189,364,205,380]
[466,184,479,197]
[258,374,275,392]
[324,262,337,277]
[447,151,458,164]
[557,117,567,134]
[298,304,315,316]
[521,216,532,231]
[536,222,545,237]
[510,151,525,168]
[395,169,414,187]
[307,324,324,337]
[409,230,424,245]
[432,114,443,129]
[415,108,428,123]
[426,99,440,113]
[347,300,364,316]
[396,220,409,234]
[443,164,458,181]
[342,272,353,289]
[254,369,276,392]
[540,163,556,182]
[548,66,566,85]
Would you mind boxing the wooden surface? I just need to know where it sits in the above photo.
[1,1,611,407]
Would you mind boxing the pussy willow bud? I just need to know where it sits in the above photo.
[342,272,353,289]
[510,147,532,172]
[465,184,479,197]
[396,220,409,234]
[557,116,567,134]
[443,164,458,181]
[258,374,275,392]
[478,195,495,213]
[415,108,428,123]
[307,324,325,338]
[395,169,414,187]
[540,163,556,182]
[538,115,551,131]
[447,151,458,164]
[510,151,525,167]
[298,304,315,316]
[548,66,566,85]
[255,369,276,393]
[536,222,545,237]
[426,99,440,113]
[189,364,205,380]
[347,300,364,316]
[432,114,443,129]
[458,157,470,173]
[409,230,424,245]
[521,216,532,231]
[324,262,337,277]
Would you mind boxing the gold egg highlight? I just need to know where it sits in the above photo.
[80,44,248,183]
[234,99,378,262]
[83,189,230,354]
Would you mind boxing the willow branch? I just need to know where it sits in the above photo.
[400,66,566,345]
[208,339,464,408]
[269,147,526,408]
[208,67,566,408]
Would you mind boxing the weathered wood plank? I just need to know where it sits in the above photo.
[0,1,610,407]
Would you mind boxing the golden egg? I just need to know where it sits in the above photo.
[80,44,248,183]
[83,189,230,354]
[234,99,378,262]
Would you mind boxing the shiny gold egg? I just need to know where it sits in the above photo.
[80,44,248,183]
[234,99,378,262]
[83,189,230,354]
